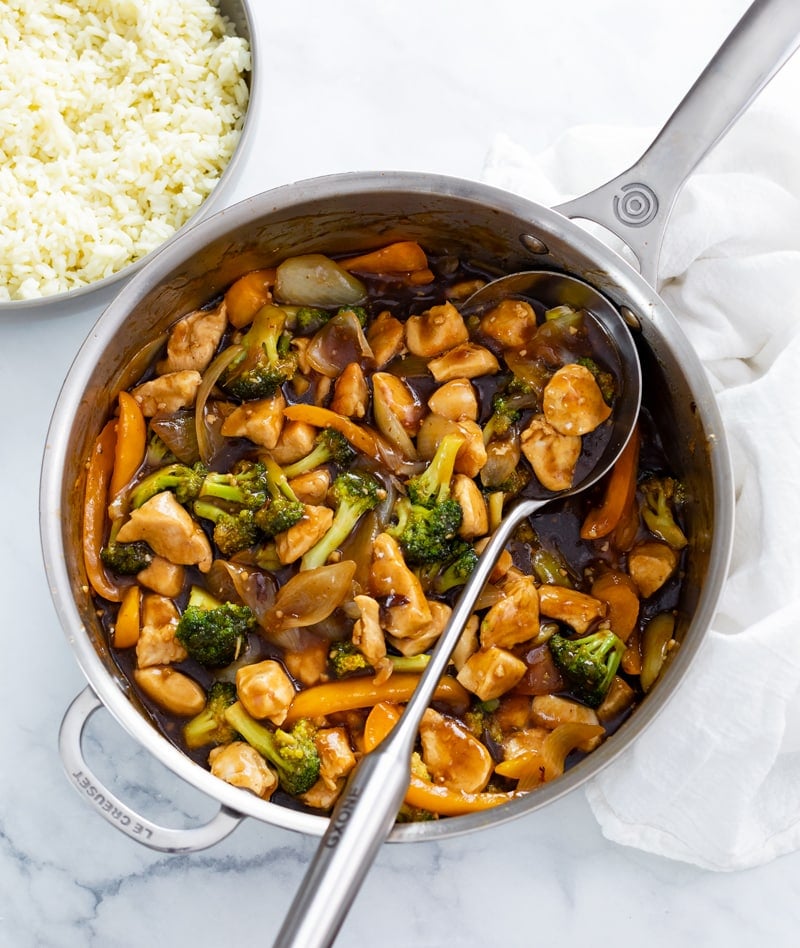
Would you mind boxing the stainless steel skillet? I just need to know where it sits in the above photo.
[40,0,796,890]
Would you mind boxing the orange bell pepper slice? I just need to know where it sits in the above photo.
[282,403,378,457]
[109,391,146,500]
[580,425,640,540]
[283,673,470,724]
[113,584,141,648]
[339,241,428,274]
[364,703,511,816]
[83,420,123,602]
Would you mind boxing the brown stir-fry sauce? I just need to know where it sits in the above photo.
[84,241,688,818]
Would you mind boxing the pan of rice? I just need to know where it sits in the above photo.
[0,0,256,311]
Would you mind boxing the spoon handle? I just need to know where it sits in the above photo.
[555,0,800,287]
[272,498,543,948]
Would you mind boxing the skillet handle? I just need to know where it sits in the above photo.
[59,686,245,853]
[554,0,800,287]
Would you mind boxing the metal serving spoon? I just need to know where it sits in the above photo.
[272,273,642,948]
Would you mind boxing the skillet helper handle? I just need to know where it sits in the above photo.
[273,499,542,948]
[59,686,244,853]
[555,0,800,286]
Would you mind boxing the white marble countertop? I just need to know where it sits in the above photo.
[3,1,800,945]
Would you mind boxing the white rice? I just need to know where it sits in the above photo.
[0,0,251,301]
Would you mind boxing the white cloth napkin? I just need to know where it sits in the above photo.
[482,106,800,871]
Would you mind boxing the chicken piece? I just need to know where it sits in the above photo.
[628,540,679,598]
[270,420,318,465]
[543,363,612,436]
[493,693,536,732]
[416,413,487,478]
[209,741,278,799]
[159,303,227,373]
[456,646,527,701]
[596,676,636,722]
[372,372,424,434]
[366,310,405,369]
[352,594,391,683]
[452,474,489,539]
[136,556,185,598]
[117,491,213,572]
[445,279,485,301]
[451,615,479,672]
[520,414,581,491]
[480,574,540,649]
[502,727,550,761]
[427,342,501,383]
[388,601,451,657]
[275,504,334,565]
[405,301,469,357]
[289,468,331,505]
[135,594,187,668]
[473,537,513,583]
[330,363,369,419]
[282,639,329,688]
[224,269,274,328]
[427,378,478,422]
[479,299,538,350]
[235,660,296,725]
[538,585,606,635]
[530,694,603,751]
[131,370,202,416]
[370,532,432,639]
[133,666,205,716]
[419,708,493,793]
[300,778,341,811]
[220,392,286,449]
[315,727,357,792]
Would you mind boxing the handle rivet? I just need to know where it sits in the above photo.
[520,234,549,255]
[620,305,642,331]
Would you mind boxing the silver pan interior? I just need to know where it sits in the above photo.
[40,171,734,841]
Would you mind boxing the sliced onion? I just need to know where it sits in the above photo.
[266,560,357,631]
[195,344,243,464]
[306,310,374,378]
[274,254,367,307]
[150,411,200,464]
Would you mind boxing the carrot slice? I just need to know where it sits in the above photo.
[580,425,640,540]
[283,403,378,457]
[83,420,123,602]
[109,391,146,500]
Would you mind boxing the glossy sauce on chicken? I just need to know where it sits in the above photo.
[85,242,688,818]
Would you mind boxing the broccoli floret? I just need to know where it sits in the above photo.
[183,681,239,749]
[175,587,256,666]
[328,640,372,678]
[432,540,479,593]
[482,377,539,444]
[220,305,297,400]
[224,702,321,796]
[145,430,177,467]
[130,462,208,509]
[300,470,382,570]
[328,641,431,679]
[490,466,531,499]
[252,456,305,538]
[406,433,463,508]
[100,540,154,575]
[640,476,688,550]
[295,306,331,336]
[200,460,269,509]
[282,428,357,480]
[463,698,502,742]
[193,499,260,557]
[389,495,463,565]
[577,357,615,404]
[548,629,625,708]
